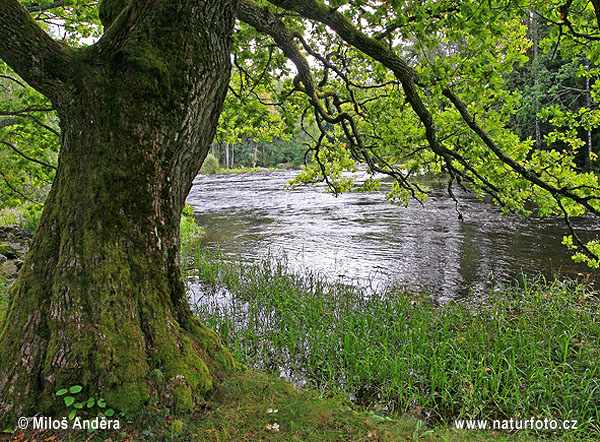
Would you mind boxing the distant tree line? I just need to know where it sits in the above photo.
[508,12,597,170]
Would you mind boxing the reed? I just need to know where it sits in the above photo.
[186,250,600,436]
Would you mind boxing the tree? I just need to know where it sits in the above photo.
[0,0,237,422]
[0,0,599,425]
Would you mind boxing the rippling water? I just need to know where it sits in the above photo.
[186,170,597,301]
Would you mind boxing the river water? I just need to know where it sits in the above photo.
[186,169,597,302]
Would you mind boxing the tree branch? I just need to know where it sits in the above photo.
[267,0,600,218]
[89,0,158,58]
[238,0,429,199]
[0,140,57,170]
[443,89,600,216]
[0,0,73,101]
[26,1,66,13]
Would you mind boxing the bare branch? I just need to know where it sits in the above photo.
[0,140,57,170]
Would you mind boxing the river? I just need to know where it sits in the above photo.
[186,169,597,302]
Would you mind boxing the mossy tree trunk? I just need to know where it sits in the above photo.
[0,0,237,424]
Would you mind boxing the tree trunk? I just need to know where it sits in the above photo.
[0,0,237,424]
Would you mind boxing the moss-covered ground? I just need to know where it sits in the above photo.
[1,371,586,441]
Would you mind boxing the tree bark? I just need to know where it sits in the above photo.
[0,0,237,424]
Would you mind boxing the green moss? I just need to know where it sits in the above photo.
[105,381,151,414]
[162,371,570,442]
[151,369,165,387]
[213,346,235,373]
[172,383,193,414]
[167,419,185,436]
[98,0,128,28]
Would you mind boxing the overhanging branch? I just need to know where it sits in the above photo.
[266,0,600,217]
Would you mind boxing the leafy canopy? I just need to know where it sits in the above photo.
[1,0,599,266]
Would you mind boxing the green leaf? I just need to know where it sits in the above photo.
[69,385,83,394]
[68,409,76,421]
[97,398,106,408]
[104,408,115,417]
[74,402,84,409]
[56,389,68,396]
[64,396,75,407]
[86,397,95,408]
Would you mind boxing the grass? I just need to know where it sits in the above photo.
[0,206,42,230]
[7,371,585,441]
[176,370,581,442]
[2,213,598,440]
[185,250,600,438]
[180,205,205,246]
[0,208,21,227]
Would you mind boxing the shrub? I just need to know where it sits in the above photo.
[200,153,219,175]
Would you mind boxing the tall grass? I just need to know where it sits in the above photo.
[186,251,600,435]
[0,208,21,227]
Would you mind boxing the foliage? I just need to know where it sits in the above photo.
[0,205,44,231]
[180,204,204,246]
[55,385,115,422]
[199,153,220,175]
[1,0,599,266]
[211,131,312,169]
[189,252,600,436]
[0,208,19,227]
[0,63,58,207]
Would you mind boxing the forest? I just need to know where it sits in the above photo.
[0,0,599,441]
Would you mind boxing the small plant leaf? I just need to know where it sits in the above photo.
[86,397,95,408]
[68,409,76,421]
[97,398,106,408]
[56,389,68,396]
[74,402,84,409]
[69,385,83,394]
[64,396,75,407]
[104,409,115,417]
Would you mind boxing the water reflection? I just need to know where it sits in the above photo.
[186,170,597,301]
